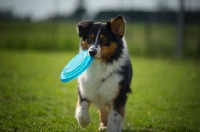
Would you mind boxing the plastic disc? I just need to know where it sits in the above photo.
[60,50,93,82]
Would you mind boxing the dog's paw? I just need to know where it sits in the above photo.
[75,106,90,128]
[99,126,107,131]
[77,113,90,128]
[107,110,123,132]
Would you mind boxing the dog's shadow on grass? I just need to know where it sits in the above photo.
[122,128,154,132]
[100,127,154,132]
[100,128,154,132]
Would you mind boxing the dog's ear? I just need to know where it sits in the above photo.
[76,20,94,37]
[108,16,126,37]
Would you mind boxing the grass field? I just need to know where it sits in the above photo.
[0,50,199,132]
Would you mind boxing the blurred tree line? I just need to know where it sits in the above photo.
[1,1,199,24]
[0,0,200,59]
[0,10,31,21]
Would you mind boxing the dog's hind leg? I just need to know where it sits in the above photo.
[75,90,91,128]
[98,107,109,131]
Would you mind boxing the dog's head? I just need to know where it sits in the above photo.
[76,16,126,61]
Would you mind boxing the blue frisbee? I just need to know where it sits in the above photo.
[60,50,94,82]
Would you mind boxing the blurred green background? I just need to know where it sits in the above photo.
[0,0,200,131]
[0,0,200,58]
[0,20,199,58]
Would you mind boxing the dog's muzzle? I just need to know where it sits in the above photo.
[88,47,97,57]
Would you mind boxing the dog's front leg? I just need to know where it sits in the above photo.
[75,100,91,128]
[107,106,125,132]
[75,92,91,128]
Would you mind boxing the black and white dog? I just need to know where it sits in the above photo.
[75,16,133,132]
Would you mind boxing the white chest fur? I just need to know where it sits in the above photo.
[78,46,129,108]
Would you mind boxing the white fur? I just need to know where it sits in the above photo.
[107,110,123,132]
[99,126,107,131]
[75,101,90,128]
[78,39,129,108]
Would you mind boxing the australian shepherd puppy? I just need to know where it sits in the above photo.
[75,16,133,132]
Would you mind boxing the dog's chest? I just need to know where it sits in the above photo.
[78,60,123,108]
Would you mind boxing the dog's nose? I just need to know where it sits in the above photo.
[89,48,97,56]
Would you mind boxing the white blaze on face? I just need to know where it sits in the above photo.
[94,26,101,46]
[88,25,101,56]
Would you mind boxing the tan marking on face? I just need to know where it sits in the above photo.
[100,42,117,61]
[81,34,95,49]
[87,34,95,44]
[91,34,94,39]
[81,39,90,49]
[100,34,107,44]
[100,34,106,40]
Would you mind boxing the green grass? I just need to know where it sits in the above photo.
[0,50,200,132]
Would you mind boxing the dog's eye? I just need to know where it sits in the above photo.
[87,37,93,43]
[100,38,107,44]
[83,34,88,40]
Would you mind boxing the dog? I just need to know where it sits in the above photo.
[75,16,133,132]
